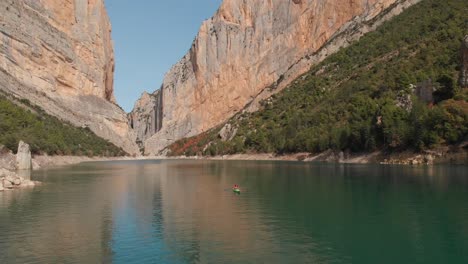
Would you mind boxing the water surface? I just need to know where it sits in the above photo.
[1,160,467,263]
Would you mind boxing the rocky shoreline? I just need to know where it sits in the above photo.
[167,146,467,165]
[0,168,38,191]
[0,147,114,191]
[1,144,466,192]
[0,141,40,191]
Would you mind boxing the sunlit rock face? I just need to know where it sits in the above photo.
[136,0,421,155]
[128,90,163,149]
[0,0,138,155]
[16,141,32,171]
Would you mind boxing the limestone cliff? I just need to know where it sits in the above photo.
[0,0,138,154]
[128,90,163,149]
[135,0,421,155]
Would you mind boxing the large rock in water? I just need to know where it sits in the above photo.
[134,0,422,155]
[16,141,32,170]
[460,35,468,88]
[0,0,138,155]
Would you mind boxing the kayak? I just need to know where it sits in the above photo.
[232,188,241,194]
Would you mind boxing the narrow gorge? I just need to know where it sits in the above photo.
[131,0,422,155]
[1,0,463,159]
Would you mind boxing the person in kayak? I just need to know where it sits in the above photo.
[232,184,241,193]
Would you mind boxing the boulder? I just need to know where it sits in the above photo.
[5,175,16,184]
[3,179,13,189]
[424,154,434,165]
[16,141,32,170]
[0,168,37,189]
[13,177,22,186]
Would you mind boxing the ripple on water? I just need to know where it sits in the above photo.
[1,161,468,263]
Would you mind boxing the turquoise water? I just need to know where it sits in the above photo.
[0,160,467,263]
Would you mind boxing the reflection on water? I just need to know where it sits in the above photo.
[0,160,467,263]
[16,170,31,180]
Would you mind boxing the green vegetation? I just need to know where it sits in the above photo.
[170,0,468,156]
[0,95,126,156]
[168,129,220,157]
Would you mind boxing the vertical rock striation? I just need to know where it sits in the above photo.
[128,90,163,149]
[16,141,32,171]
[0,0,138,154]
[135,0,421,155]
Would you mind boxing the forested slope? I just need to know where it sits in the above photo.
[0,95,126,157]
[168,0,467,157]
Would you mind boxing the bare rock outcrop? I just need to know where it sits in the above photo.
[1,141,38,191]
[219,123,237,141]
[0,146,16,171]
[136,0,421,155]
[16,141,32,170]
[128,90,163,150]
[0,0,138,155]
[460,35,468,88]
[0,168,37,191]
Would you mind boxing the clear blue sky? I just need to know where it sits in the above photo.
[106,1,223,112]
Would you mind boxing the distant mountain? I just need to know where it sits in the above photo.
[168,0,468,159]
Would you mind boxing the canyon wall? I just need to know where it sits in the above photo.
[135,0,421,155]
[0,0,138,154]
[128,90,163,149]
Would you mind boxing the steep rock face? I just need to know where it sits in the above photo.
[128,90,163,148]
[0,0,138,154]
[138,0,421,155]
[16,141,32,170]
[460,35,468,88]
